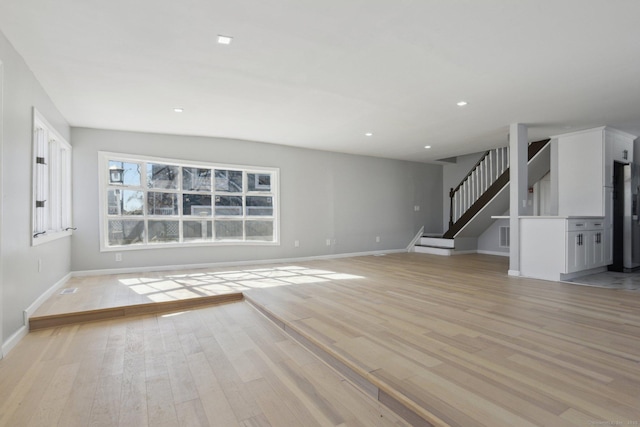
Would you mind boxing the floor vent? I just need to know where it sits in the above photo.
[59,288,78,295]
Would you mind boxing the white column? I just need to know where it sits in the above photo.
[509,123,528,276]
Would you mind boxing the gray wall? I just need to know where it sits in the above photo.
[71,128,442,272]
[0,31,71,345]
[477,217,509,256]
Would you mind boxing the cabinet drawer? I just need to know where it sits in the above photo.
[567,220,589,232]
[587,220,604,229]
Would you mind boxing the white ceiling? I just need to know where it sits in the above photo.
[1,0,639,162]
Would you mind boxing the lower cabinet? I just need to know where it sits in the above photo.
[520,216,609,281]
[566,219,607,273]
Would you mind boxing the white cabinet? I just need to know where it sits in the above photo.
[520,217,608,281]
[565,219,606,273]
[557,127,635,216]
[558,130,605,216]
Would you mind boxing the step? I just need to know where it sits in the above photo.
[29,292,244,330]
[419,237,454,248]
[414,245,454,256]
[245,296,439,427]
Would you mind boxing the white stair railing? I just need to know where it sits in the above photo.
[448,146,509,227]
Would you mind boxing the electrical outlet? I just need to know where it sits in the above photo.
[115,253,122,262]
[326,239,331,246]
[294,240,300,247]
[414,205,420,211]
[376,236,381,243]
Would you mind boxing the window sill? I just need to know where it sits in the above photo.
[32,230,73,246]
[100,239,280,252]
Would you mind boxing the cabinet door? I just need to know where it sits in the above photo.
[589,230,605,267]
[567,231,588,272]
[603,227,613,265]
[558,131,605,216]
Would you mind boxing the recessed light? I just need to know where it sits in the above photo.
[456,101,468,107]
[173,108,184,113]
[424,145,432,149]
[217,35,233,45]
[365,132,373,137]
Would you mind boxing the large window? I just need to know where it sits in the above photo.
[32,109,73,245]
[99,152,279,250]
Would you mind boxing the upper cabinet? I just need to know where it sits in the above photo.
[557,127,635,217]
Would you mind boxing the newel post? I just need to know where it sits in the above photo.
[448,187,454,228]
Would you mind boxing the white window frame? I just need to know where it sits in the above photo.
[32,108,73,246]
[98,151,280,251]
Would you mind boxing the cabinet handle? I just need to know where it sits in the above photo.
[575,223,585,227]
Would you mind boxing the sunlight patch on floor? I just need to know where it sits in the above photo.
[117,265,365,301]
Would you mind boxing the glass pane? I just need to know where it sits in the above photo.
[214,169,243,192]
[184,220,213,242]
[148,220,180,243]
[247,173,271,192]
[108,189,144,215]
[108,161,141,186]
[246,196,273,216]
[147,192,178,215]
[108,219,144,246]
[147,163,179,189]
[245,220,274,241]
[183,194,212,216]
[183,167,211,191]
[215,195,243,216]
[215,220,243,241]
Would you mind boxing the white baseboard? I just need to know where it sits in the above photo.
[477,250,510,257]
[508,269,520,276]
[72,248,408,277]
[2,325,28,358]
[1,272,72,358]
[25,272,72,318]
[451,250,477,255]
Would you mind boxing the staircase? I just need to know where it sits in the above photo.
[414,138,551,255]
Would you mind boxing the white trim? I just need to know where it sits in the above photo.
[1,273,71,357]
[451,250,476,255]
[406,226,424,251]
[477,250,509,257]
[72,248,407,277]
[2,325,28,357]
[508,269,520,276]
[24,272,71,318]
[32,108,73,246]
[98,151,280,251]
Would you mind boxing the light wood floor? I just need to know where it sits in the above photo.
[6,252,640,426]
[0,301,406,427]
[34,264,315,317]
[244,253,640,426]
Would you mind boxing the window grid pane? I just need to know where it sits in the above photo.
[103,156,277,248]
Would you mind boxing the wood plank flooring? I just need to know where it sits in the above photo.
[0,302,406,427]
[5,252,640,426]
[243,253,640,426]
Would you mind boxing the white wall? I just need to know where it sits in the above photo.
[71,128,443,272]
[441,152,485,233]
[0,30,71,346]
